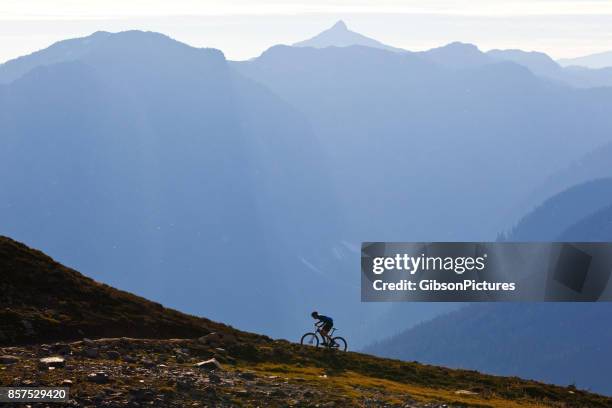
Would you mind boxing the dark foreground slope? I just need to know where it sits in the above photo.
[1,236,611,407]
[0,236,248,345]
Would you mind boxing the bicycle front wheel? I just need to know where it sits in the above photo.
[300,332,319,348]
[332,336,347,351]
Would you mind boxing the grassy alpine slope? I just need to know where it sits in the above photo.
[1,236,610,407]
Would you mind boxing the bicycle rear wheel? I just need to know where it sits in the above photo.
[331,336,347,351]
[300,332,319,347]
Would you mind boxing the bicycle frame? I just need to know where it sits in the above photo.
[315,324,336,335]
[315,324,337,343]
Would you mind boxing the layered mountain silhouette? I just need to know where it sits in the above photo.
[420,42,490,69]
[505,179,612,241]
[506,139,612,228]
[559,204,612,241]
[559,50,612,69]
[488,49,612,88]
[0,31,114,84]
[513,176,612,242]
[293,20,405,53]
[289,21,612,88]
[235,41,612,242]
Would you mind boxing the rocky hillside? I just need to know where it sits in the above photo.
[1,236,611,407]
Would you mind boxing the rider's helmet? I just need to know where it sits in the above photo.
[311,311,319,318]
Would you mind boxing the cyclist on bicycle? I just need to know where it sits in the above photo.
[311,311,334,345]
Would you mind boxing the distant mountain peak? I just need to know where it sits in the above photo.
[330,20,348,31]
[0,30,225,84]
[292,20,405,53]
[418,41,490,69]
[559,50,612,69]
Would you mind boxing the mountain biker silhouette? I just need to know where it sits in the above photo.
[311,311,333,345]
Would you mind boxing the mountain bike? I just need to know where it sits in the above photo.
[300,325,348,351]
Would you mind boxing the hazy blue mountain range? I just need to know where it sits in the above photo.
[234,42,612,241]
[420,42,490,69]
[504,139,612,229]
[504,179,612,241]
[558,204,612,241]
[293,21,612,88]
[365,303,612,396]
[488,49,612,88]
[559,50,612,69]
[0,31,115,85]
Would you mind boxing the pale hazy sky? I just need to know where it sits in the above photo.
[1,0,612,63]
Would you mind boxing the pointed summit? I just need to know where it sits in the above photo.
[293,21,405,53]
[331,20,348,31]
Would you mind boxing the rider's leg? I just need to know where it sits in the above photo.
[326,327,335,345]
[320,327,329,345]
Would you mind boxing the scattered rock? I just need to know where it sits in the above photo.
[194,358,222,371]
[238,371,256,380]
[39,356,66,368]
[141,359,156,368]
[176,379,195,391]
[0,355,20,365]
[123,355,136,363]
[51,343,72,355]
[203,386,217,399]
[87,371,110,384]
[455,390,478,396]
[21,320,35,335]
[271,389,287,397]
[106,351,120,360]
[223,333,237,345]
[82,347,99,358]
[198,332,221,346]
[129,388,155,402]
